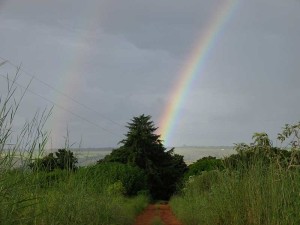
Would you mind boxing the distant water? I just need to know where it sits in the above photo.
[72,148,113,166]
[173,146,235,164]
[73,146,236,166]
[4,147,236,167]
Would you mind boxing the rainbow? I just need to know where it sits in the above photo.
[158,0,239,146]
[49,3,104,147]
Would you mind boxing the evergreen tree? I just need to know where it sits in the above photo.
[102,114,187,200]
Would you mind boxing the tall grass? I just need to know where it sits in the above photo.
[0,70,148,224]
[170,159,300,225]
[0,167,148,225]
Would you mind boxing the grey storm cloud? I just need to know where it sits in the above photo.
[0,0,299,147]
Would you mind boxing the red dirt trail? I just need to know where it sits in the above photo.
[134,203,184,225]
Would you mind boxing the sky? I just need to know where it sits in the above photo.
[0,0,299,148]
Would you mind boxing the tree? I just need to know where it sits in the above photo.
[55,149,78,171]
[224,125,300,170]
[102,114,187,200]
[30,148,78,172]
[29,153,57,172]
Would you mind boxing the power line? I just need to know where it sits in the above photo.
[0,56,123,127]
[0,74,120,137]
[0,60,7,67]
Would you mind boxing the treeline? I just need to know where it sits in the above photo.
[171,122,300,225]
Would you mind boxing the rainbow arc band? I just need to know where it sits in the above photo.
[158,0,239,146]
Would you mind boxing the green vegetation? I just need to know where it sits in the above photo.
[171,122,300,225]
[101,114,187,200]
[3,67,300,224]
[184,156,223,179]
[1,167,148,225]
[29,148,78,171]
[0,73,148,225]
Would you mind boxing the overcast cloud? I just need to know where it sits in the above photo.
[0,0,299,148]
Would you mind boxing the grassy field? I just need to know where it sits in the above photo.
[171,163,300,225]
[0,163,148,225]
[170,138,300,225]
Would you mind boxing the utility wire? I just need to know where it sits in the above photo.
[0,56,123,127]
[0,74,120,137]
[0,60,7,67]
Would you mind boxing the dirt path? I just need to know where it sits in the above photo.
[134,203,183,225]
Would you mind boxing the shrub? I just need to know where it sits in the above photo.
[29,149,78,172]
[185,156,224,178]
[80,162,148,196]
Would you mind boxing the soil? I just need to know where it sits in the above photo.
[134,203,184,225]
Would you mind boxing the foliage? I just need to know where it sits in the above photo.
[170,122,300,225]
[224,132,297,170]
[277,122,300,169]
[29,148,78,172]
[101,114,187,200]
[81,162,148,196]
[55,148,78,170]
[0,167,148,225]
[277,122,300,150]
[185,156,224,178]
[171,163,300,225]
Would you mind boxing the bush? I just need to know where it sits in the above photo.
[29,149,78,172]
[80,162,148,196]
[185,156,224,178]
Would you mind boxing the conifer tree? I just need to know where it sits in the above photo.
[103,114,187,199]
